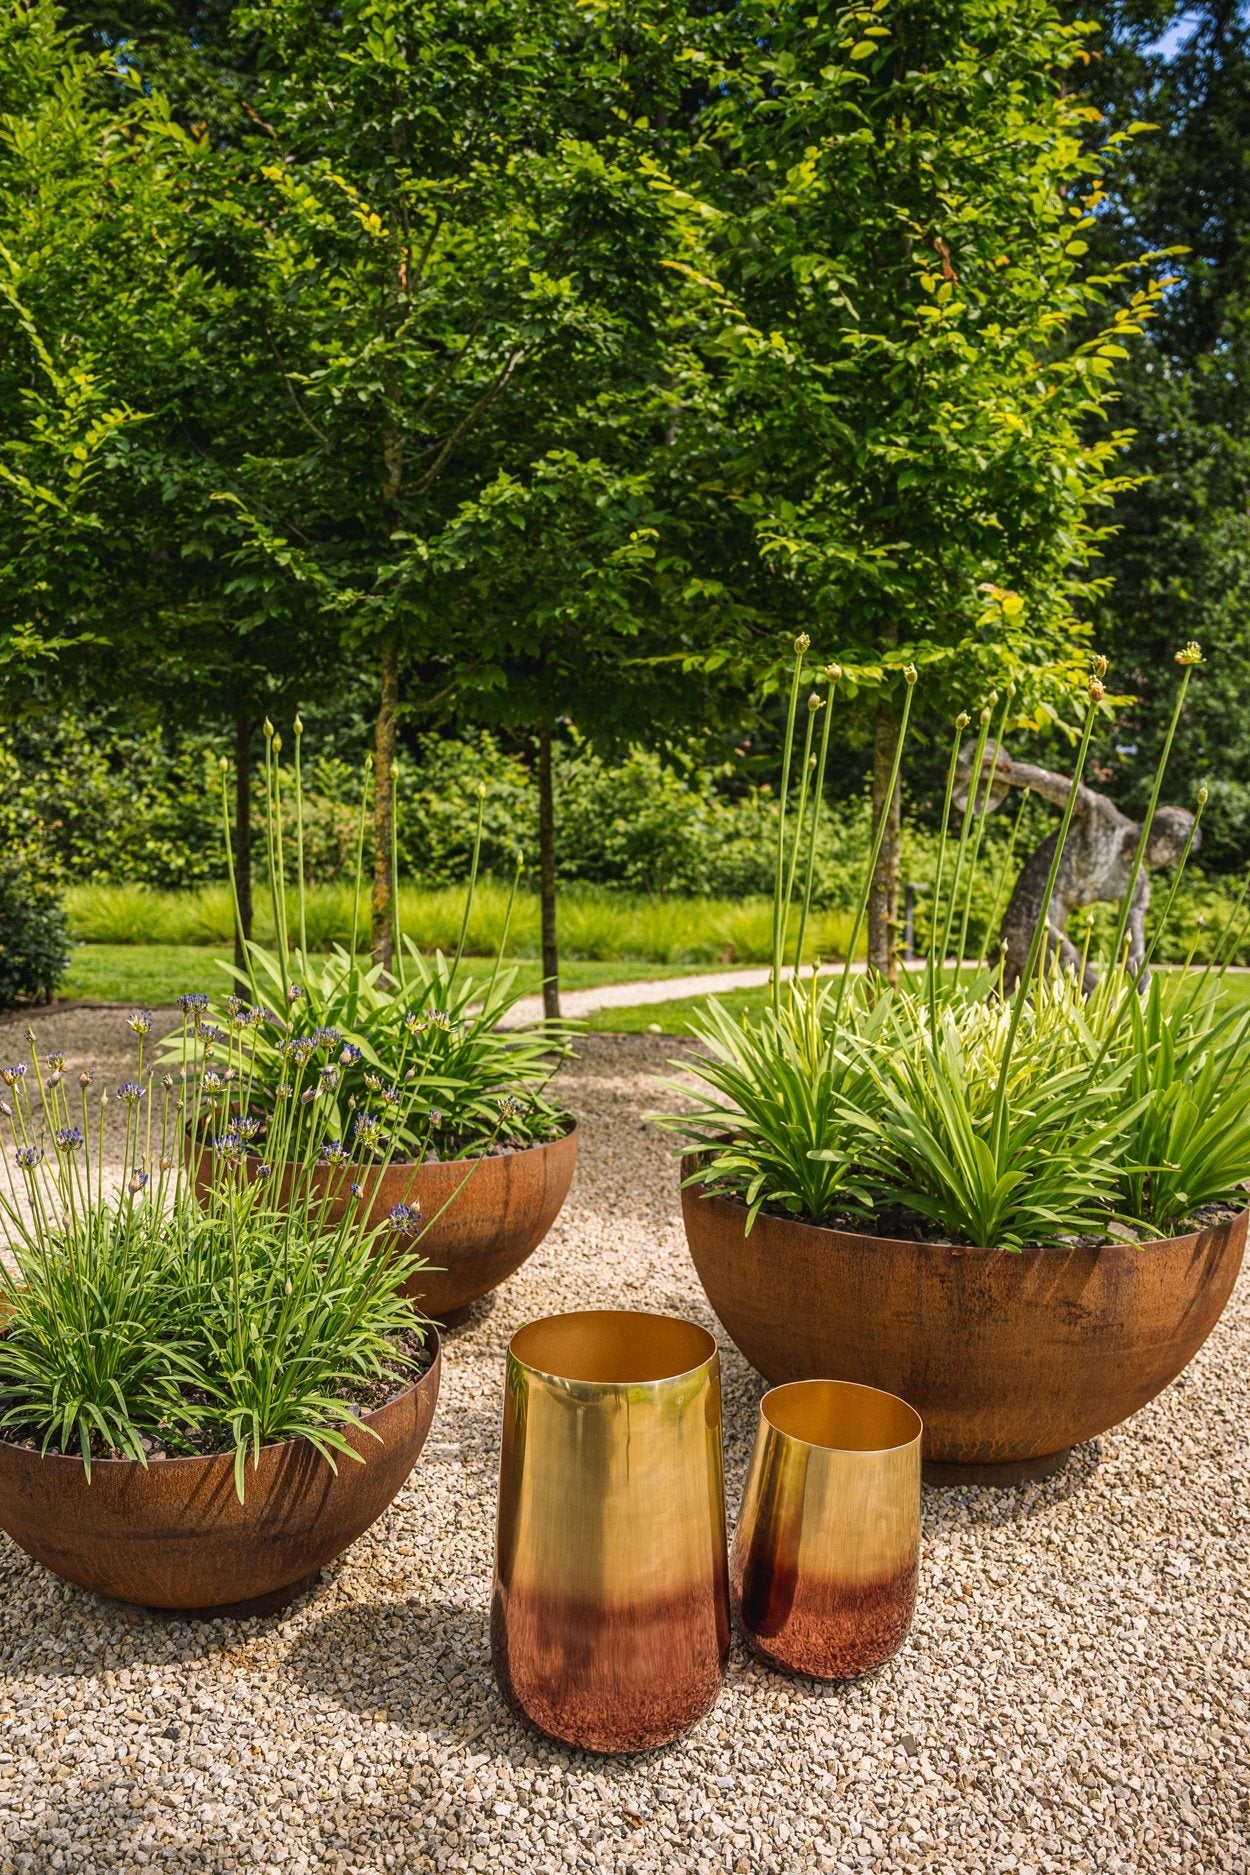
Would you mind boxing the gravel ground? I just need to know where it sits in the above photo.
[0,1016,1247,1873]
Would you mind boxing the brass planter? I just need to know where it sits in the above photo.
[491,1310,730,1753]
[731,1379,922,1681]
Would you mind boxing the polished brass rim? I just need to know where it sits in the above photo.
[760,1378,922,1454]
[508,1308,718,1389]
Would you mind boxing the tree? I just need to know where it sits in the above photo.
[139,0,707,969]
[666,0,1160,974]
[1088,2,1250,870]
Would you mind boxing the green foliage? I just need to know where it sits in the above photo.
[663,646,1250,1247]
[657,0,1162,730]
[0,1022,431,1495]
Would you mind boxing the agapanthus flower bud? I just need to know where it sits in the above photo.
[0,1101,10,1118]
[79,1069,93,1087]
[1197,784,1209,807]
[264,718,275,739]
[116,1082,145,1106]
[1092,654,1108,679]
[386,1202,422,1234]
[320,1139,350,1167]
[53,1126,83,1152]
[127,1170,149,1197]
[254,1162,273,1182]
[287,983,304,1004]
[979,707,992,725]
[903,665,918,686]
[176,992,210,1013]
[1089,678,1107,703]
[823,663,842,683]
[272,733,282,755]
[807,693,823,714]
[127,1010,153,1036]
[294,714,304,736]
[956,712,971,730]
[15,1145,42,1171]
[794,633,811,654]
[219,756,229,774]
[41,1051,65,1072]
[1175,642,1204,667]
[0,1065,27,1087]
[339,1043,362,1067]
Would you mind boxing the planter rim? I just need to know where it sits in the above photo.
[0,1329,441,1477]
[508,1307,718,1392]
[187,1117,578,1170]
[760,1378,924,1455]
[680,1152,1245,1260]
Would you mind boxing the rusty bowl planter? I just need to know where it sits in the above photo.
[680,1161,1247,1484]
[192,1125,578,1326]
[0,1335,441,1615]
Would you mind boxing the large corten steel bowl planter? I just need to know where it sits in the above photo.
[192,1126,578,1325]
[0,1335,441,1615]
[332,1125,578,1325]
[680,1160,1247,1484]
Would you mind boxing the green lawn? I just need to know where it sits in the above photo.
[583,966,1250,1036]
[60,945,728,1008]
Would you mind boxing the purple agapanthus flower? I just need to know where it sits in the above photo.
[176,992,210,1013]
[386,1202,423,1234]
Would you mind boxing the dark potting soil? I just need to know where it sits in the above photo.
[716,1186,1244,1252]
[0,1324,436,1464]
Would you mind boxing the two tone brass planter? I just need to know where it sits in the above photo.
[732,1380,922,1680]
[492,1310,730,1753]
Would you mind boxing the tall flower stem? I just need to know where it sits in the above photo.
[1108,649,1201,968]
[835,667,916,1022]
[771,637,809,1016]
[293,715,308,960]
[452,784,487,984]
[793,667,839,978]
[349,755,373,966]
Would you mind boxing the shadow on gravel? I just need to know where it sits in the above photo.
[283,1593,502,1739]
[920,1438,1103,1531]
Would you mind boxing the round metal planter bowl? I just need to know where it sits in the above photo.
[193,1125,579,1326]
[680,1161,1247,1484]
[0,1335,441,1615]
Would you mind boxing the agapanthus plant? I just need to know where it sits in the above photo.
[0,1013,440,1498]
[664,640,1250,1248]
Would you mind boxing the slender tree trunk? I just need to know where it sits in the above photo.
[537,722,560,1021]
[868,697,902,985]
[372,648,399,971]
[234,713,252,974]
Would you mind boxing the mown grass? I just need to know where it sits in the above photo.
[59,946,733,1008]
[583,965,1250,1036]
[64,880,861,967]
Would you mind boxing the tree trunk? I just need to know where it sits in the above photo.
[234,713,252,974]
[868,696,902,985]
[371,648,399,972]
[537,722,560,1021]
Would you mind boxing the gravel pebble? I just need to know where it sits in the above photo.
[0,1016,1246,1873]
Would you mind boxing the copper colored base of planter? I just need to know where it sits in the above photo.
[735,1561,918,1682]
[681,1164,1247,1479]
[492,1581,729,1754]
[923,1449,1072,1488]
[196,1129,577,1323]
[0,1337,440,1611]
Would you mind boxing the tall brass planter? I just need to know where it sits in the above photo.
[492,1310,730,1753]
[732,1379,922,1681]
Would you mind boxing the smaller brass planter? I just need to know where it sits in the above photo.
[732,1379,922,1681]
[492,1310,730,1753]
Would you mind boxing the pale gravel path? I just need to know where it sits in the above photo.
[0,1020,1246,1874]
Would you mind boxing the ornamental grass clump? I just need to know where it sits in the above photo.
[0,1011,440,1498]
[666,639,1250,1249]
[158,718,572,1162]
